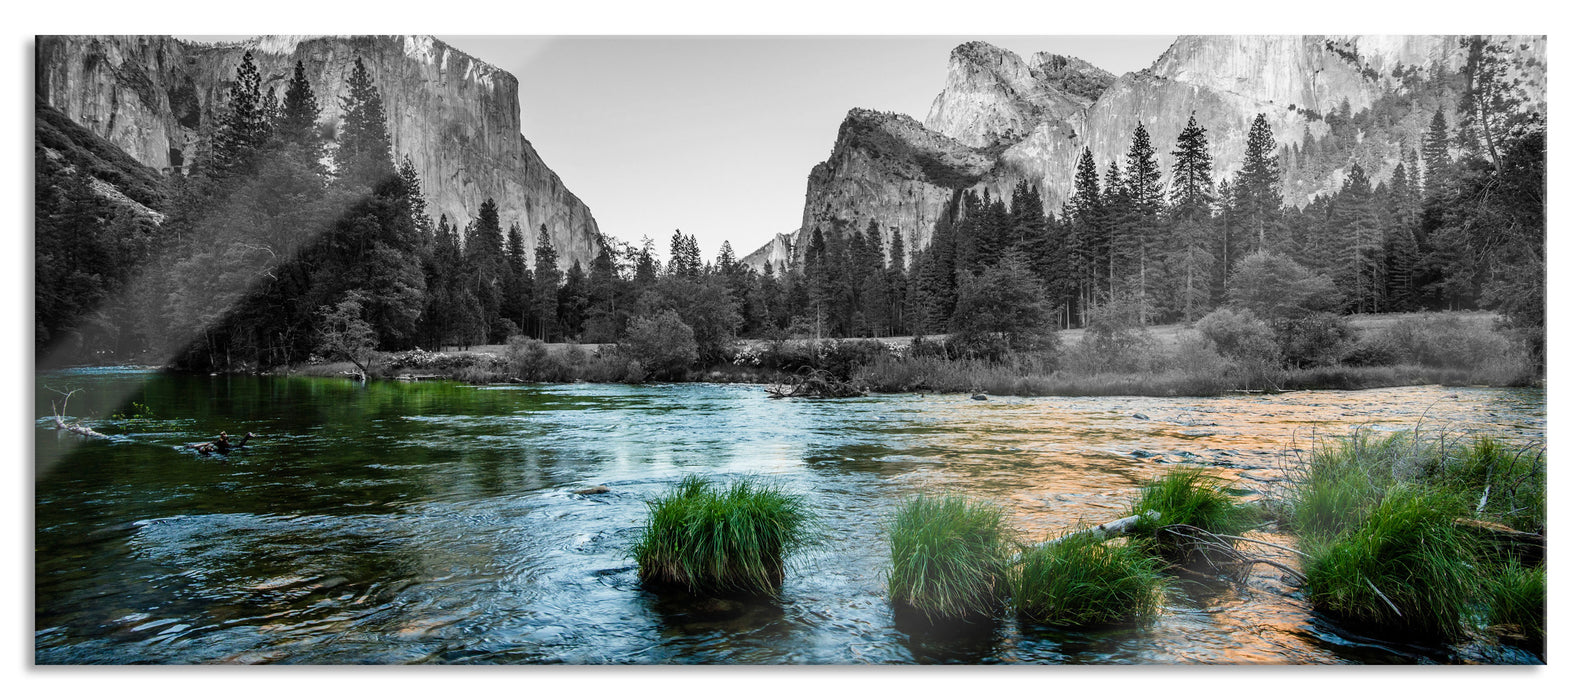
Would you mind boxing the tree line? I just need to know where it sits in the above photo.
[36,37,1543,372]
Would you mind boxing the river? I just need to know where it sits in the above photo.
[34,369,1546,664]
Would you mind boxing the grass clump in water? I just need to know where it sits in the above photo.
[886,494,1012,622]
[1011,537,1162,626]
[1482,559,1545,643]
[632,475,811,595]
[1129,467,1257,557]
[1302,487,1477,638]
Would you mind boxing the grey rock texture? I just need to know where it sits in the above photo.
[36,34,602,269]
[776,35,1546,267]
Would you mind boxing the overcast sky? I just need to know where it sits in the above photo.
[438,36,1176,258]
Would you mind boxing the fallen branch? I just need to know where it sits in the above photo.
[46,387,110,440]
[1365,576,1404,618]
[1044,510,1160,546]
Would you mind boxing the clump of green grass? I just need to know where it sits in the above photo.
[1129,467,1257,557]
[1434,437,1546,534]
[1483,559,1545,643]
[1302,487,1477,638]
[632,475,812,595]
[1011,538,1162,626]
[886,494,1012,622]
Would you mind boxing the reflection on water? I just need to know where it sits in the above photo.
[35,371,1545,664]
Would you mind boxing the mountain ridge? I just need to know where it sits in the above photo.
[35,34,603,269]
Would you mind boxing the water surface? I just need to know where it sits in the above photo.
[34,371,1546,664]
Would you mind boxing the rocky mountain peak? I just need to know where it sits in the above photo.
[925,41,1112,149]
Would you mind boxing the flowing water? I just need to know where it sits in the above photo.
[34,369,1546,664]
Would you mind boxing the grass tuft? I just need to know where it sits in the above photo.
[1302,487,1477,638]
[1129,467,1256,557]
[886,494,1012,622]
[1483,559,1545,643]
[1011,538,1163,626]
[632,475,812,595]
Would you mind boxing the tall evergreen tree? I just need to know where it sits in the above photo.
[208,51,270,181]
[532,224,562,340]
[1233,113,1282,252]
[1121,122,1165,323]
[462,199,506,335]
[334,57,395,186]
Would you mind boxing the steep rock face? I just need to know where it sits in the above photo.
[774,35,1545,266]
[35,34,601,270]
[742,231,797,275]
[794,108,994,265]
[924,41,1112,149]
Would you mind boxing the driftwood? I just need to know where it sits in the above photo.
[1455,518,1546,566]
[188,432,258,455]
[766,368,864,399]
[1027,512,1308,584]
[46,387,110,440]
[1044,510,1160,546]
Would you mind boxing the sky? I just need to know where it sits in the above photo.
[432,36,1178,259]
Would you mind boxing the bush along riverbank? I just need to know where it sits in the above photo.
[287,310,1538,398]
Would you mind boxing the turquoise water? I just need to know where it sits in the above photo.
[34,370,1545,664]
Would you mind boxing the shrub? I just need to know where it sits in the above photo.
[1378,314,1516,370]
[1011,538,1162,626]
[949,255,1055,355]
[1228,250,1340,319]
[1195,308,1279,364]
[1303,487,1478,639]
[1129,468,1257,557]
[632,476,812,595]
[1068,297,1156,373]
[619,309,699,380]
[504,335,550,380]
[1272,313,1353,368]
[886,494,1012,622]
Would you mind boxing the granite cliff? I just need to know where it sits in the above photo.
[780,35,1546,269]
[35,34,602,269]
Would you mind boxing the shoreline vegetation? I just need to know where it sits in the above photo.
[255,310,1537,397]
[641,433,1543,653]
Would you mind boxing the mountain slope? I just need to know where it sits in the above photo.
[778,35,1546,268]
[35,34,602,269]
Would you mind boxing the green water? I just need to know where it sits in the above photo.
[34,369,1545,664]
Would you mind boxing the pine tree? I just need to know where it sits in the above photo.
[1071,149,1104,323]
[1169,114,1214,219]
[462,199,505,336]
[1328,164,1384,312]
[1382,162,1421,311]
[334,57,395,186]
[1233,113,1282,252]
[559,260,588,339]
[1163,114,1216,320]
[1122,122,1165,323]
[533,224,562,340]
[503,222,529,332]
[1458,36,1522,173]
[208,51,270,181]
[1422,108,1453,195]
[397,156,432,236]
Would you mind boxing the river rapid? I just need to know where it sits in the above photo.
[34,369,1546,664]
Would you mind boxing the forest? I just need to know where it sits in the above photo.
[35,37,1545,383]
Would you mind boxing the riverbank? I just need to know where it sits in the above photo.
[283,311,1537,397]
